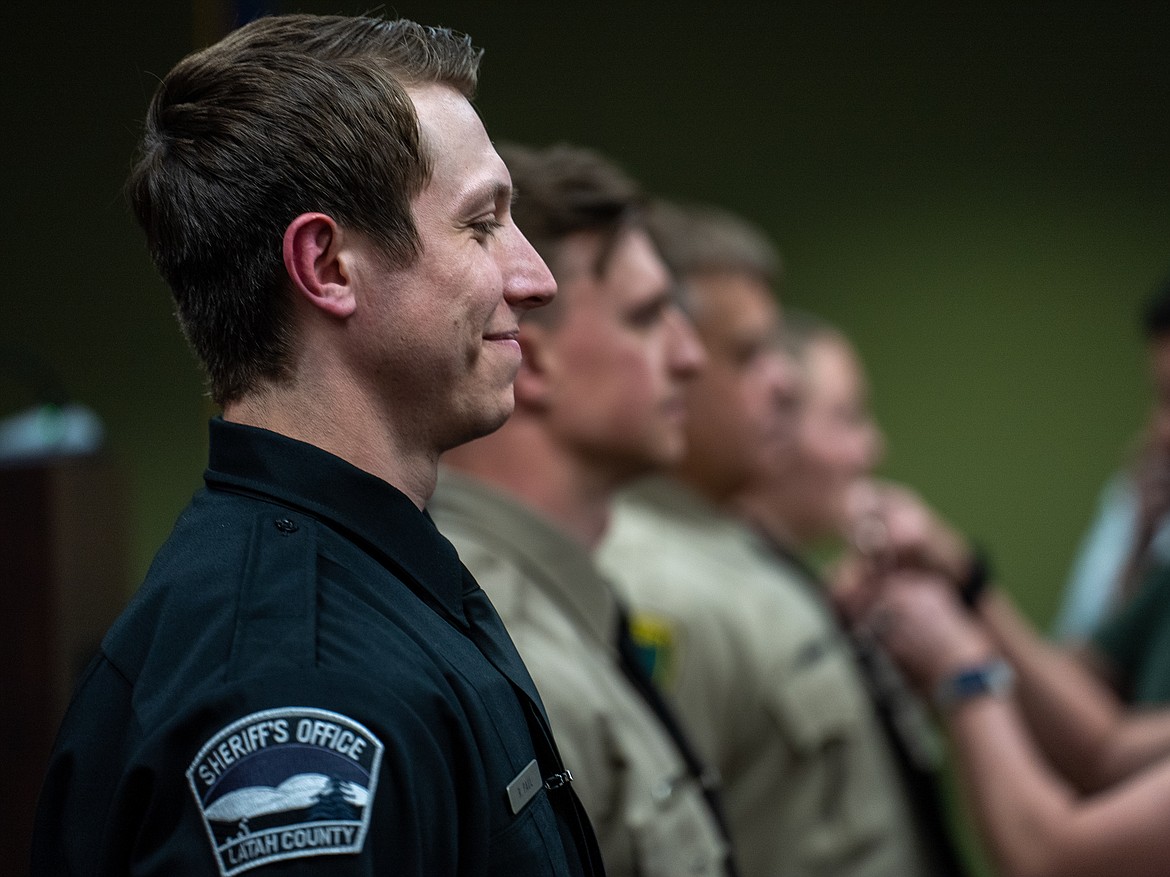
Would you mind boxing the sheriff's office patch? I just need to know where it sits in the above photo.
[628,612,679,688]
[187,707,383,877]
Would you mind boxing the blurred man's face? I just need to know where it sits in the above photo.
[535,228,705,482]
[680,272,796,497]
[786,334,884,542]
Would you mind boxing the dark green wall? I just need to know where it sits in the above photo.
[7,3,1169,633]
[4,6,209,582]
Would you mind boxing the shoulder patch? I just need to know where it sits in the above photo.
[187,707,384,876]
[628,612,679,688]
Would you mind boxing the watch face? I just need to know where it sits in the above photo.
[934,660,1013,709]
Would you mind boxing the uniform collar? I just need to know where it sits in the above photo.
[431,468,620,654]
[204,418,467,626]
[621,475,745,536]
[749,524,825,590]
[620,476,817,577]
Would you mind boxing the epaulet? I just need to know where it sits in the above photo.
[226,511,319,679]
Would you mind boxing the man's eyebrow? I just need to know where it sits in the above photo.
[627,283,675,318]
[460,180,512,213]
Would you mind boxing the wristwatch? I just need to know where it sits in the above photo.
[933,659,1014,710]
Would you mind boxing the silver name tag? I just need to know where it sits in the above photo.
[506,759,542,814]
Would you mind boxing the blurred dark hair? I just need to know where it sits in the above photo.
[500,142,644,325]
[645,200,781,288]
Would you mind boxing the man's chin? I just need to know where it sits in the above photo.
[446,394,516,450]
[608,439,686,487]
[651,433,688,470]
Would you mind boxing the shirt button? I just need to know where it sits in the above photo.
[274,518,299,534]
[652,778,675,802]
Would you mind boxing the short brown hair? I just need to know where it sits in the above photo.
[779,308,843,360]
[127,15,482,405]
[499,143,644,324]
[646,200,781,289]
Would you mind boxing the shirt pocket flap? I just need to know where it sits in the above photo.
[765,637,861,752]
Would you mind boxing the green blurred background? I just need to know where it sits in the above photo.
[4,2,1168,871]
[8,2,1167,622]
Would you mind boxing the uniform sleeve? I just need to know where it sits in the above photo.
[194,679,497,876]
[1091,564,1170,690]
[34,666,479,877]
[522,650,632,873]
[1052,473,1135,640]
[32,656,132,876]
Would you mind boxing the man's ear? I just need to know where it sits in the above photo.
[514,323,555,411]
[282,213,357,318]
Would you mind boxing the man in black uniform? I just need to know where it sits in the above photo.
[31,14,603,877]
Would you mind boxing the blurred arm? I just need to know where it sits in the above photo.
[876,577,1170,877]
[854,481,1170,790]
[978,588,1170,791]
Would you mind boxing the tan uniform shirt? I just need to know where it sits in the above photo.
[430,470,731,877]
[597,477,934,877]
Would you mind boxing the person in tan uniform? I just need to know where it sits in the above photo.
[753,311,886,555]
[597,202,946,877]
[429,143,738,877]
[733,311,969,875]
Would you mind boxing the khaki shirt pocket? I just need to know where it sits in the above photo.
[630,771,728,877]
[766,636,889,870]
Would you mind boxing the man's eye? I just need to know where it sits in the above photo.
[628,300,669,328]
[734,343,762,366]
[470,218,504,238]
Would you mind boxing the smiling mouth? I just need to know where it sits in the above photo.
[483,329,519,342]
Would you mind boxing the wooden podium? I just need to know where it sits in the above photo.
[1,456,131,876]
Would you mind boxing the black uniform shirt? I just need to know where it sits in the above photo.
[32,419,603,877]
